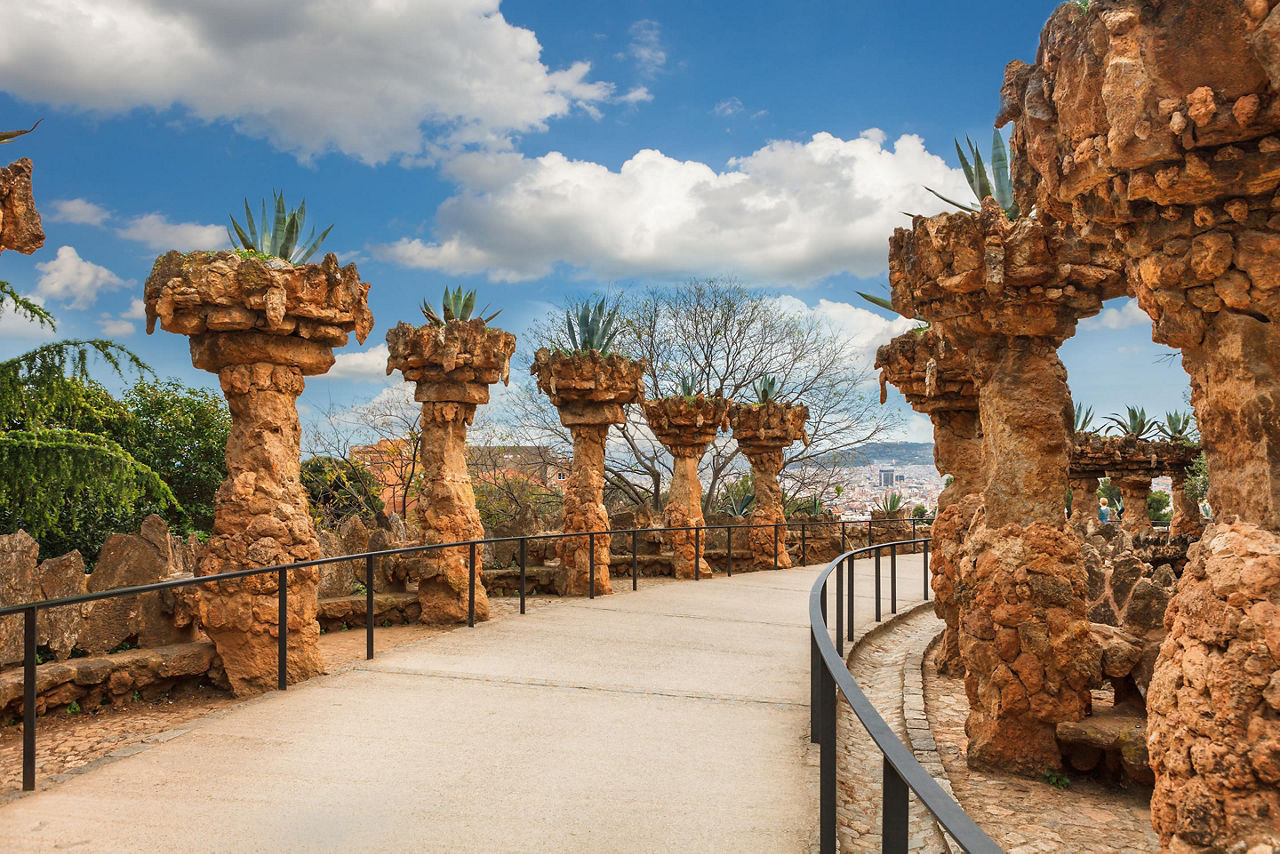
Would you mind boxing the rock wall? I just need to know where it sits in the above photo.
[531,349,646,595]
[146,251,372,695]
[728,401,809,571]
[0,158,44,255]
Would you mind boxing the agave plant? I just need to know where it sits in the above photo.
[228,191,333,264]
[752,375,780,404]
[0,119,41,144]
[723,491,755,516]
[1157,411,1198,443]
[878,491,905,515]
[926,130,1020,221]
[420,286,500,326]
[1103,405,1159,440]
[855,288,928,328]
[675,374,698,399]
[1073,403,1096,434]
[564,298,621,354]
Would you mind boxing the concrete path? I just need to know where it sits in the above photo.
[0,556,927,854]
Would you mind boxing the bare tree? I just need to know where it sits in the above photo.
[500,280,899,512]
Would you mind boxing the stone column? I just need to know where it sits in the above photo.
[386,319,516,624]
[1169,470,1203,539]
[642,395,730,578]
[0,158,44,255]
[875,327,983,676]
[1004,4,1280,844]
[889,201,1117,774]
[531,349,646,596]
[145,252,373,695]
[1067,475,1099,521]
[728,401,809,571]
[1112,475,1153,534]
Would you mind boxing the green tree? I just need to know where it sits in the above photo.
[301,456,385,528]
[1147,490,1172,522]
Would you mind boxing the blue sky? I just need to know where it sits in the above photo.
[0,0,1189,443]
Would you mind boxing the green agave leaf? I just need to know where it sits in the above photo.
[857,291,897,312]
[954,139,977,198]
[970,141,994,204]
[279,211,301,263]
[924,187,980,214]
[243,199,259,248]
[462,290,476,320]
[296,224,332,264]
[991,129,1015,213]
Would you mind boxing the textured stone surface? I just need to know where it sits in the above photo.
[531,349,646,595]
[0,158,43,255]
[1004,4,1280,844]
[642,395,730,579]
[929,495,981,678]
[387,319,516,622]
[146,252,373,695]
[0,531,86,667]
[727,401,809,571]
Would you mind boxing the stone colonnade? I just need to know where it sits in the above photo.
[889,200,1121,773]
[875,328,983,676]
[1070,433,1202,537]
[145,251,373,695]
[642,395,730,578]
[728,402,809,572]
[385,318,516,623]
[531,349,646,596]
[1003,2,1280,846]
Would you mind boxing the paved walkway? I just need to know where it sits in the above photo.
[0,557,925,854]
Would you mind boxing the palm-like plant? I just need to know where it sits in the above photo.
[1073,403,1096,434]
[1157,411,1198,443]
[228,191,333,264]
[723,491,754,516]
[752,375,780,404]
[1103,406,1159,440]
[878,491,905,515]
[420,286,500,326]
[926,130,1020,221]
[675,374,698,399]
[0,119,41,144]
[564,298,622,354]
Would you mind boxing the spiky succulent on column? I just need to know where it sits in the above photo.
[926,129,1020,221]
[228,191,333,264]
[564,298,622,354]
[419,286,501,326]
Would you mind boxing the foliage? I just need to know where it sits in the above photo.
[301,456,385,529]
[0,119,41,144]
[1073,403,1095,434]
[752,375,780,404]
[0,281,53,329]
[1157,410,1198,443]
[911,504,929,519]
[227,191,333,264]
[1097,478,1123,517]
[564,298,622,354]
[1103,406,1159,440]
[1184,451,1209,507]
[926,130,1020,220]
[1041,768,1070,789]
[878,491,905,514]
[719,474,755,516]
[420,286,500,326]
[1148,490,1172,522]
[676,374,698,399]
[855,288,927,326]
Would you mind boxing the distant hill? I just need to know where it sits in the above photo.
[849,441,935,467]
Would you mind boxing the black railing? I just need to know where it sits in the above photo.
[1,514,931,793]
[808,538,1000,853]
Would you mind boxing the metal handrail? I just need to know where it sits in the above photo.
[4,514,934,793]
[808,539,1001,853]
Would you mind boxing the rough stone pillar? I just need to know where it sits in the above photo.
[875,327,983,675]
[889,201,1117,774]
[145,252,372,695]
[1113,475,1153,534]
[0,158,44,255]
[531,349,646,596]
[1003,3,1280,844]
[386,319,516,623]
[1068,475,1100,521]
[728,401,809,571]
[642,395,730,578]
[1169,470,1203,539]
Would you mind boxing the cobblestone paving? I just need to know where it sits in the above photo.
[837,604,950,852]
[923,642,1161,853]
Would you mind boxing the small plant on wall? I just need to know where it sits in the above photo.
[419,286,501,326]
[227,191,333,264]
[563,298,622,355]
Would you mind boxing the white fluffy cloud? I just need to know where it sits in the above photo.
[770,295,917,367]
[122,298,147,319]
[1080,298,1151,332]
[0,0,613,163]
[116,213,226,252]
[375,130,970,283]
[98,314,135,337]
[325,343,394,383]
[627,20,666,77]
[47,198,111,226]
[34,246,127,309]
[713,97,743,117]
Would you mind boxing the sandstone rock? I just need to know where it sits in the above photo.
[0,531,87,666]
[146,252,373,695]
[387,318,516,619]
[531,349,647,595]
[642,395,730,579]
[0,158,44,255]
[728,401,809,571]
[928,495,981,677]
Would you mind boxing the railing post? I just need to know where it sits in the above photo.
[840,521,846,554]
[874,548,882,622]
[820,664,838,854]
[23,605,36,791]
[867,518,873,546]
[589,532,596,599]
[520,538,528,614]
[694,525,701,580]
[365,555,374,661]
[810,631,821,744]
[923,540,930,601]
[800,523,807,565]
[726,526,733,577]
[847,556,855,642]
[468,542,477,627]
[836,556,844,658]
[631,529,638,591]
[912,517,918,547]
[890,542,898,615]
[277,568,288,691]
[882,756,909,853]
[773,523,779,571]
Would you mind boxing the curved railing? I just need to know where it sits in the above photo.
[1,515,930,792]
[808,539,1000,853]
